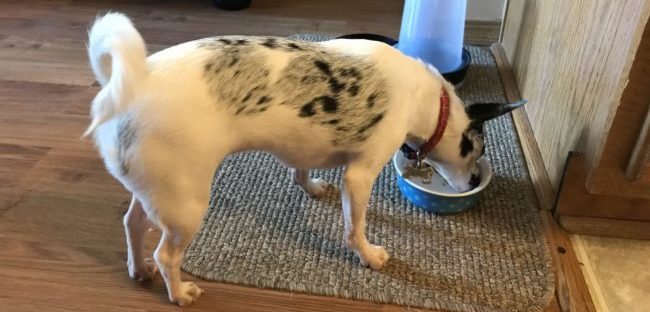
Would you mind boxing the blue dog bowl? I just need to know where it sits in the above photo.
[393,152,492,214]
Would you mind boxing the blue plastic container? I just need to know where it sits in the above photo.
[397,0,468,73]
[393,152,492,214]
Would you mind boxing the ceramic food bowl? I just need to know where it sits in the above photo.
[392,152,493,214]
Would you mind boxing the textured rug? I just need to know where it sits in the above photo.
[183,36,554,312]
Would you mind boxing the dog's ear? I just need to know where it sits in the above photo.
[465,100,527,124]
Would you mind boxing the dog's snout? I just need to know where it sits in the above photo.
[469,173,481,189]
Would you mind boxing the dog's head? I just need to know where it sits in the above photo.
[427,100,527,192]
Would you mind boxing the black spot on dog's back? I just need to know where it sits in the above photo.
[241,91,253,103]
[299,96,338,116]
[319,96,338,113]
[314,60,333,76]
[204,62,213,73]
[357,113,384,134]
[257,96,271,105]
[218,38,232,45]
[340,68,361,78]
[287,42,303,50]
[300,102,316,117]
[460,133,474,157]
[261,38,278,49]
[335,126,349,132]
[300,75,324,85]
[347,84,359,97]
[328,77,346,93]
[367,93,377,108]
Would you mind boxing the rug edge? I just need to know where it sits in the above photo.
[181,262,549,312]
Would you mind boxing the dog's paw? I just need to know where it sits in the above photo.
[303,178,333,198]
[357,244,390,270]
[170,282,204,307]
[128,257,158,281]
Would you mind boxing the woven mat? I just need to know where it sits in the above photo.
[183,37,554,312]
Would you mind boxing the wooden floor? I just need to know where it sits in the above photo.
[0,1,551,311]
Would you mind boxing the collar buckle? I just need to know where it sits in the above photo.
[415,149,424,168]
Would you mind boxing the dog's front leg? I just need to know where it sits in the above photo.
[342,165,389,269]
[291,168,331,198]
[123,195,157,281]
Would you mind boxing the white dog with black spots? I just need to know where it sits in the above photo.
[85,12,525,306]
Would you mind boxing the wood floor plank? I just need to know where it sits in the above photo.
[0,143,49,188]
[0,80,95,116]
[0,236,414,312]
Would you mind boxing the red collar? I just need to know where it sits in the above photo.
[401,87,450,160]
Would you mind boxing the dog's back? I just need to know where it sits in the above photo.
[86,13,430,177]
[194,36,391,147]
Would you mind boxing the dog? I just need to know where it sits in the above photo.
[85,12,525,306]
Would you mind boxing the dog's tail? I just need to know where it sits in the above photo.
[83,12,147,137]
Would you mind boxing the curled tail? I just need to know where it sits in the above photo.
[84,12,147,137]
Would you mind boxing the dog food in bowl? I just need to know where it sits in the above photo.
[392,152,492,214]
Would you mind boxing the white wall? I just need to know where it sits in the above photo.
[467,0,506,21]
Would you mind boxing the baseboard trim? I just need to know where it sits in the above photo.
[490,42,596,312]
[490,43,557,210]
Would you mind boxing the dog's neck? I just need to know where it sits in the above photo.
[405,75,469,155]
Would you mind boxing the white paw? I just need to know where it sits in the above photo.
[304,178,333,198]
[357,244,390,270]
[170,282,204,307]
[128,258,158,281]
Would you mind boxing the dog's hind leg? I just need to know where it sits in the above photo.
[341,161,390,270]
[153,209,205,307]
[291,168,331,198]
[146,161,219,306]
[124,194,157,281]
[150,192,209,306]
